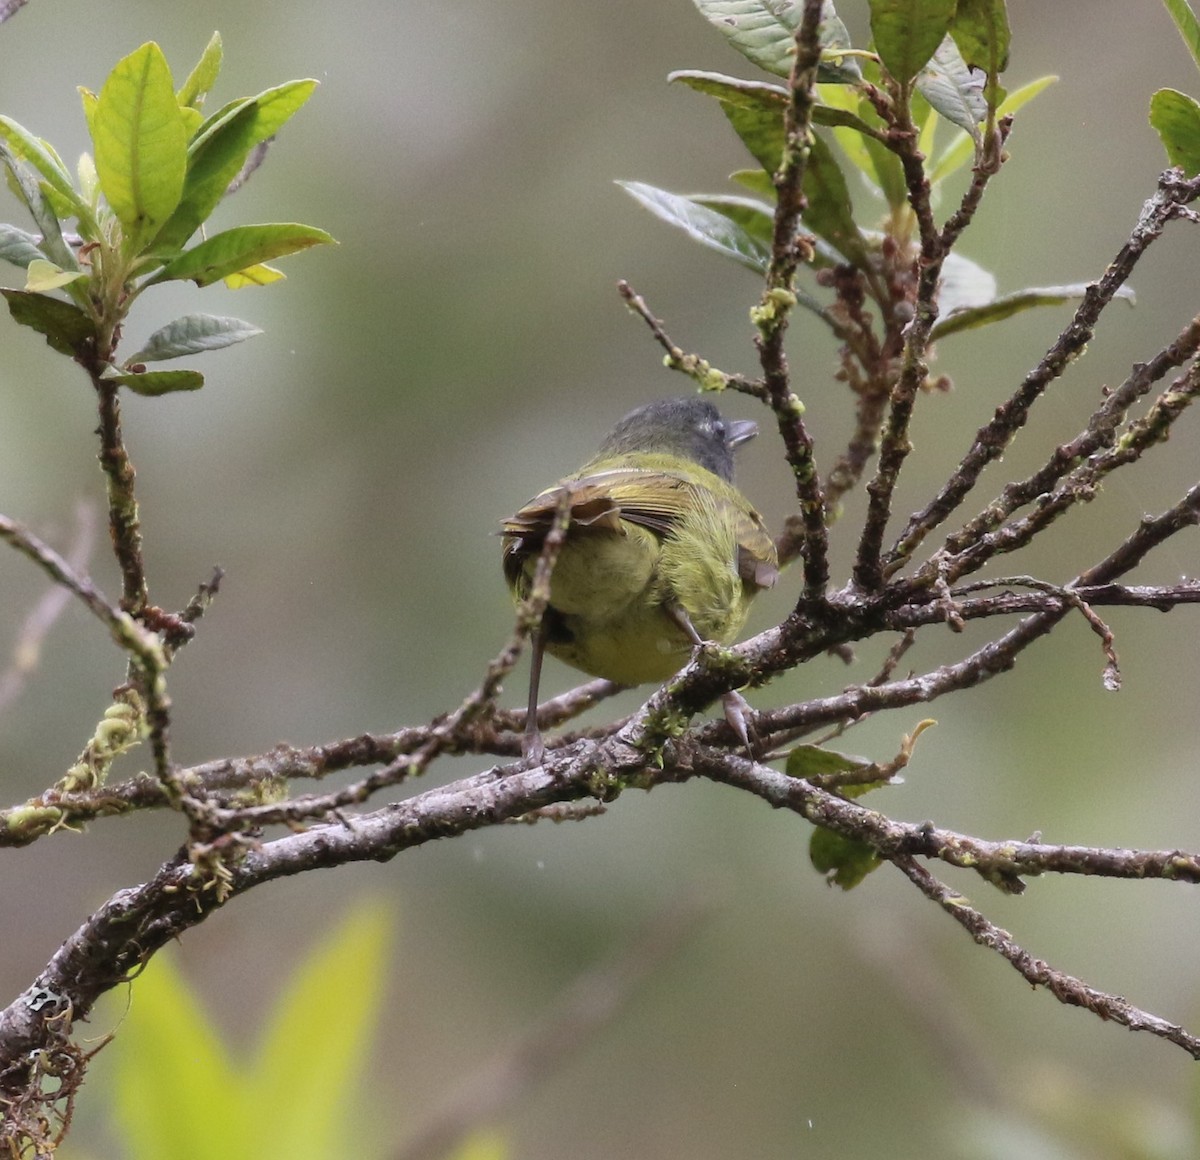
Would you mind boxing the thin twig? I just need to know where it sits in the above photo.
[885,169,1200,575]
[894,855,1200,1059]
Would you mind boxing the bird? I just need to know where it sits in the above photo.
[501,395,778,760]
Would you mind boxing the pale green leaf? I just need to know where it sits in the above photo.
[618,181,770,272]
[930,282,1136,341]
[25,257,86,292]
[176,31,223,110]
[92,42,189,249]
[1150,88,1200,175]
[868,0,958,82]
[692,0,861,83]
[1162,0,1200,70]
[158,222,335,286]
[127,313,263,363]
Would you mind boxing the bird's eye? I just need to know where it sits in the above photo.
[710,419,724,439]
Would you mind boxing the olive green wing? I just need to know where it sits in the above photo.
[502,467,776,591]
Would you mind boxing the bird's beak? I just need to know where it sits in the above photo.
[727,418,758,448]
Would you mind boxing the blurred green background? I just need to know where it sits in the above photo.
[2,0,1200,1156]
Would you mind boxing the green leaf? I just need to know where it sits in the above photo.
[1162,0,1200,70]
[928,74,1057,184]
[153,79,318,252]
[950,0,1011,109]
[1150,88,1200,175]
[810,827,883,889]
[672,70,882,178]
[618,181,770,272]
[786,743,874,779]
[112,952,247,1159]
[670,71,787,173]
[0,223,46,268]
[692,0,861,83]
[126,313,263,363]
[92,42,189,250]
[176,31,223,110]
[930,282,1136,341]
[1,288,95,355]
[249,905,391,1157]
[917,35,987,140]
[106,368,206,395]
[802,133,871,268]
[868,0,958,83]
[158,222,335,286]
[0,115,86,220]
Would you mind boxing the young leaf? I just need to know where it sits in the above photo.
[617,181,770,272]
[153,79,318,252]
[1162,0,1200,70]
[127,313,263,363]
[802,133,871,268]
[24,257,86,292]
[105,368,206,395]
[916,36,987,141]
[158,222,335,286]
[930,282,1136,341]
[868,0,958,83]
[692,0,861,83]
[1,287,96,355]
[176,31,223,110]
[0,223,46,268]
[0,115,87,220]
[1150,88,1200,175]
[928,74,1057,185]
[92,42,189,250]
[951,0,1011,108]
